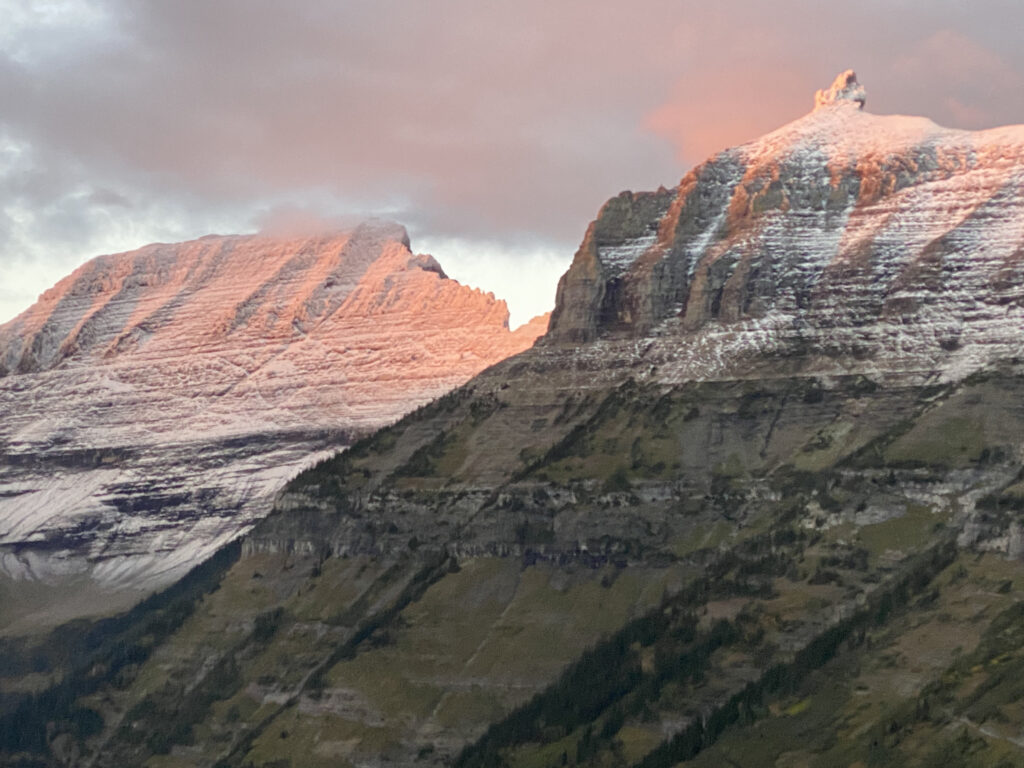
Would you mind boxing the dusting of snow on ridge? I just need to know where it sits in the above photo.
[0,221,546,592]
[548,70,1024,387]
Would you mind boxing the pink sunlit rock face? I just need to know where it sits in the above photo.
[0,220,546,592]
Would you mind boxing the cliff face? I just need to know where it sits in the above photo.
[546,71,1024,384]
[0,220,545,599]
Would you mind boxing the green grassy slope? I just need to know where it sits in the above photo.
[3,364,1024,768]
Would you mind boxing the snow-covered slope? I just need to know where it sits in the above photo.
[546,71,1024,385]
[0,220,546,593]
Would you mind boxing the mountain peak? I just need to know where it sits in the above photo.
[813,69,866,111]
[0,222,545,593]
[546,75,1024,385]
[350,217,411,249]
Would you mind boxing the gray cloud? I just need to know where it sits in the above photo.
[1,0,1023,323]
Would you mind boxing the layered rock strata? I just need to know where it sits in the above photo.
[0,221,546,596]
[545,71,1024,386]
[263,72,1024,569]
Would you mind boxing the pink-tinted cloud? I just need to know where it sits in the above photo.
[2,0,1024,325]
[890,29,1024,128]
[644,19,1024,167]
[646,63,816,165]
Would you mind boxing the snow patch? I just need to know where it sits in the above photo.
[597,233,658,276]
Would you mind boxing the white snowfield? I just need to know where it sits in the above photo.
[0,220,546,591]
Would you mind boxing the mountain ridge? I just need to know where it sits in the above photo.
[545,71,1024,389]
[0,220,546,612]
[4,71,1024,768]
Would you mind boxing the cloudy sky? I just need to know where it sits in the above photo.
[2,1,1023,325]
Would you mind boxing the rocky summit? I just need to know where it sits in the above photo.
[546,70,1024,384]
[0,220,546,626]
[4,72,1024,768]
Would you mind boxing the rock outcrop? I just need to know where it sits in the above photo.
[813,68,866,110]
[0,220,546,599]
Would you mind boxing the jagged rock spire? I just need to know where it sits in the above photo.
[814,69,866,110]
